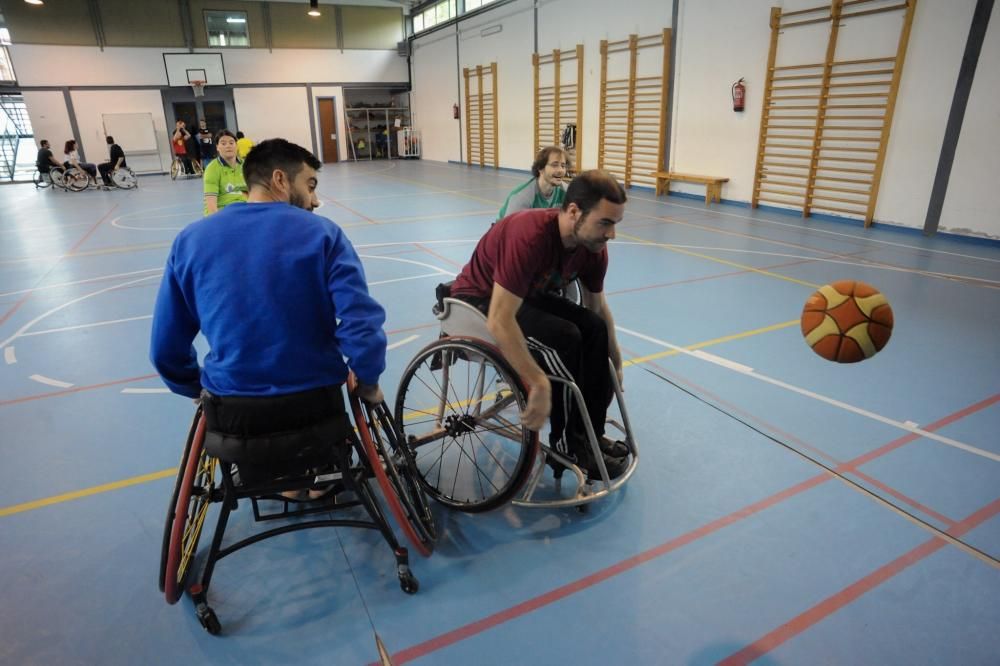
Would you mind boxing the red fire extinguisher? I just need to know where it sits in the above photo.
[732,78,746,112]
[453,103,460,120]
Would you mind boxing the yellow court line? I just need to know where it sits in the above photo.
[622,319,801,367]
[617,232,821,289]
[0,468,177,518]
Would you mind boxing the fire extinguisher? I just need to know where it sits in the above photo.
[732,78,746,112]
[453,103,460,120]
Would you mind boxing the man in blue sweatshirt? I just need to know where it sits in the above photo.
[150,139,386,485]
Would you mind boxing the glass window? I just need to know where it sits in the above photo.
[0,28,10,46]
[204,10,249,48]
[0,47,14,83]
[413,13,424,32]
[435,1,449,24]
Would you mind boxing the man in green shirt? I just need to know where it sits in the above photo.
[497,146,570,220]
[203,130,248,216]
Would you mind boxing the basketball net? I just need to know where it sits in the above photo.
[191,80,206,98]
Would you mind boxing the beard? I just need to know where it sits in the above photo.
[289,190,312,211]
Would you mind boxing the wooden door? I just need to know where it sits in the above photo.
[318,99,339,163]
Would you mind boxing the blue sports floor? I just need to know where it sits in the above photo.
[1,160,998,665]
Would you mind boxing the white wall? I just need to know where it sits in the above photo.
[22,91,73,155]
[412,27,462,163]
[234,87,313,150]
[70,90,171,173]
[939,1,1000,239]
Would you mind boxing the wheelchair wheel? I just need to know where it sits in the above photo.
[48,167,66,189]
[192,159,204,176]
[63,168,89,192]
[161,410,217,604]
[170,159,181,180]
[349,382,435,557]
[111,167,137,189]
[33,170,52,189]
[394,337,539,512]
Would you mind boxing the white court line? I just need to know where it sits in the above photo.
[122,388,170,394]
[387,334,420,351]
[692,350,753,373]
[19,315,153,338]
[0,268,163,298]
[358,253,457,277]
[617,325,1000,464]
[369,273,444,287]
[4,347,15,365]
[29,374,73,388]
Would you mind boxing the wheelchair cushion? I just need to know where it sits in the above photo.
[203,415,349,472]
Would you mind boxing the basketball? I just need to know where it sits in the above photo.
[801,280,894,363]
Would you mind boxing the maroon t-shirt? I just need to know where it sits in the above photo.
[451,208,608,299]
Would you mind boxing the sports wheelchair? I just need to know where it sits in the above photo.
[159,375,435,635]
[33,167,63,189]
[393,284,639,511]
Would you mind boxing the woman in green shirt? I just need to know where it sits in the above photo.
[496,146,570,221]
[203,130,248,216]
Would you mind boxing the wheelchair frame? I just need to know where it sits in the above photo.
[159,383,435,635]
[395,296,639,511]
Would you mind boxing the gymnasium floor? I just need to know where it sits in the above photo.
[1,160,998,665]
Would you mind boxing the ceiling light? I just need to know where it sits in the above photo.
[226,17,246,24]
[308,0,321,17]
[25,0,44,5]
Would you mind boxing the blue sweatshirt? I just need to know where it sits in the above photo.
[150,202,386,398]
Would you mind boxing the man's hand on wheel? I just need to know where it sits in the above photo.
[522,377,551,432]
[356,382,384,405]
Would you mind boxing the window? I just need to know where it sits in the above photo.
[204,10,249,48]
[412,0,496,35]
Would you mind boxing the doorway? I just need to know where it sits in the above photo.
[161,86,237,156]
[317,97,339,163]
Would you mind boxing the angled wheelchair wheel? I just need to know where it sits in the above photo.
[170,159,181,180]
[349,380,435,557]
[160,410,217,604]
[33,170,52,189]
[63,168,89,192]
[394,337,539,513]
[48,167,66,189]
[112,167,137,189]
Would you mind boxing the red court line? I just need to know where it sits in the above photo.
[386,322,439,336]
[0,374,158,407]
[379,392,1000,665]
[412,243,465,269]
[320,195,378,224]
[0,204,119,328]
[848,469,956,527]
[718,496,1000,665]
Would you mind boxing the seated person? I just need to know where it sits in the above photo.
[450,170,630,479]
[35,139,62,174]
[202,130,248,216]
[496,146,569,221]
[235,131,254,160]
[63,139,99,187]
[98,136,127,187]
[172,121,194,175]
[150,139,386,493]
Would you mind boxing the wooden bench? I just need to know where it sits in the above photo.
[651,171,729,206]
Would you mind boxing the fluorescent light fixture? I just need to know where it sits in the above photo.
[226,17,246,23]
[307,0,321,16]
[24,0,44,5]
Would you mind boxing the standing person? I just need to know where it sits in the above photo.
[196,120,217,170]
[202,130,248,216]
[35,140,62,175]
[235,131,254,160]
[98,136,127,187]
[172,121,194,175]
[450,170,630,479]
[63,140,100,187]
[149,138,385,488]
[496,146,570,221]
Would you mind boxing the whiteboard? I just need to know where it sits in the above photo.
[102,113,158,153]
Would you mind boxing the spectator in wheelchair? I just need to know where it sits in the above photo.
[450,169,630,479]
[172,120,195,175]
[98,136,127,187]
[150,138,386,497]
[496,145,569,221]
[35,140,62,174]
[63,139,100,188]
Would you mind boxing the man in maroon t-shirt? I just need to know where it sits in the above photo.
[451,170,629,479]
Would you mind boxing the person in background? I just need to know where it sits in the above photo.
[197,119,217,170]
[35,139,62,174]
[172,120,194,175]
[236,131,254,160]
[202,130,248,216]
[496,146,570,221]
[63,139,100,188]
[98,136,127,187]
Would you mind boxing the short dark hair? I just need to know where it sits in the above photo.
[106,136,115,145]
[214,129,237,144]
[236,131,245,139]
[531,146,569,178]
[40,139,49,147]
[562,170,627,216]
[242,138,321,190]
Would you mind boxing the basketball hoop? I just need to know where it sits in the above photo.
[191,80,207,98]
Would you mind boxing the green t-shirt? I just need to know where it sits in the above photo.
[497,178,567,220]
[203,157,248,215]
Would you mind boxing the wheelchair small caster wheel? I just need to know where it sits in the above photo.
[197,605,222,635]
[398,568,419,594]
[576,503,589,514]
